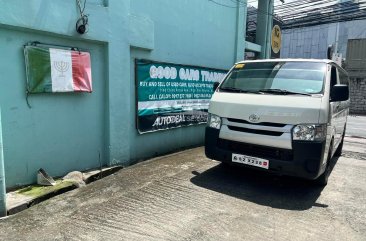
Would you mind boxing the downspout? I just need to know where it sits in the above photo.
[242,0,248,61]
[234,0,247,63]
[266,0,274,58]
[0,108,6,217]
[256,0,274,59]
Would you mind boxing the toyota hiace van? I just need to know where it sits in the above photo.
[205,59,349,185]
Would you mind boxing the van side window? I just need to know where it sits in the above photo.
[330,66,338,89]
[338,68,350,86]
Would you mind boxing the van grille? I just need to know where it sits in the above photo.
[227,118,286,127]
[227,126,283,136]
[217,139,293,161]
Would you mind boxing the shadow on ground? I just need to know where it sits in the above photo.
[191,157,340,211]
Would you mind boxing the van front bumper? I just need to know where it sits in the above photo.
[205,127,327,180]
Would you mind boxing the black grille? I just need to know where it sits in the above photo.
[227,126,283,136]
[218,139,293,161]
[227,118,286,127]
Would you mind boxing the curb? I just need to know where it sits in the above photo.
[6,166,122,216]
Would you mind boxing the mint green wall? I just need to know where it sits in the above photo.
[0,29,108,188]
[128,0,246,161]
[0,0,245,188]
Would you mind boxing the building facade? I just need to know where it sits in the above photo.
[0,0,247,189]
[281,19,366,114]
[346,39,366,114]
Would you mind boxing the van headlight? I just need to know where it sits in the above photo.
[292,124,327,141]
[208,113,221,129]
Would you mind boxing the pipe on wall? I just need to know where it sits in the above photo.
[234,0,247,62]
[256,0,274,59]
[0,108,6,217]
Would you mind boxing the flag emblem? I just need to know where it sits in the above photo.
[24,46,92,93]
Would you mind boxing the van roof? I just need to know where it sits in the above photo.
[235,58,347,72]
[236,58,336,65]
[235,58,349,75]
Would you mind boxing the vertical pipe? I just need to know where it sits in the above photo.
[0,108,6,217]
[234,0,247,63]
[256,0,268,59]
[335,22,340,54]
[256,0,274,59]
[266,0,274,58]
[242,0,248,61]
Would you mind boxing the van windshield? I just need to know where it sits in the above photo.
[220,61,326,95]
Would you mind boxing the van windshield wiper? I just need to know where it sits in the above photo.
[258,89,312,96]
[220,87,262,94]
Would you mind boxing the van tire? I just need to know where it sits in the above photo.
[334,128,346,157]
[315,164,330,186]
[221,161,231,168]
[314,141,333,186]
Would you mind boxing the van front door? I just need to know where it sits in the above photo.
[330,65,342,146]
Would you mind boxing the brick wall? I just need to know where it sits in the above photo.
[349,77,366,114]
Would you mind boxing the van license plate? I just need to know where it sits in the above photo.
[232,154,269,169]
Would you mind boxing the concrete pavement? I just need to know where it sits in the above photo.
[0,136,365,240]
[347,115,366,138]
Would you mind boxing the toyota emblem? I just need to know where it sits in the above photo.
[249,114,260,123]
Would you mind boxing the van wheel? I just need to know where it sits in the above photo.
[334,128,346,157]
[220,161,231,168]
[314,142,333,186]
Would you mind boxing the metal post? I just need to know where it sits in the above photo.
[0,108,6,217]
[234,0,247,62]
[256,0,274,59]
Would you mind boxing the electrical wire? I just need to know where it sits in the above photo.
[249,0,366,29]
[76,0,89,34]
[208,0,249,8]
[208,0,238,8]
[76,0,87,16]
[207,0,366,30]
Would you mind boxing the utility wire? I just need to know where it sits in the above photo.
[208,0,241,8]
[208,0,366,30]
[272,0,366,29]
[76,0,87,16]
[76,0,89,34]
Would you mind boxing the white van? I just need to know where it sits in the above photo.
[205,59,350,186]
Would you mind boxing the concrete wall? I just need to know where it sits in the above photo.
[349,77,366,114]
[0,0,245,188]
[346,39,366,115]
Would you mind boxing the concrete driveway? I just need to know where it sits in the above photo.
[347,115,366,138]
[0,119,365,240]
[1,142,365,240]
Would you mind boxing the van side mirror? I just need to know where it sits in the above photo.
[331,84,349,102]
[213,82,220,92]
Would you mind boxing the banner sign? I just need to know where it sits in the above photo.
[271,18,282,58]
[136,59,227,133]
[24,45,92,93]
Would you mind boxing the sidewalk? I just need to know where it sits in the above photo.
[346,115,366,138]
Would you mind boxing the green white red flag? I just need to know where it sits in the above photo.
[24,46,92,93]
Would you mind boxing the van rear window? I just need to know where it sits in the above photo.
[220,62,326,95]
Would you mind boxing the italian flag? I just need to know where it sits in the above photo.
[24,46,92,93]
